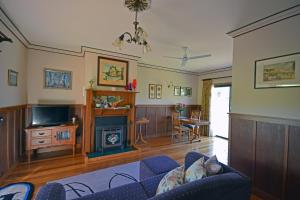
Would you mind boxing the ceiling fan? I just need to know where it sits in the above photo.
[164,47,211,67]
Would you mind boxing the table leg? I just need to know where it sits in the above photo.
[73,144,75,157]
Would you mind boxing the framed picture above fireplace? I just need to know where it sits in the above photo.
[97,56,129,87]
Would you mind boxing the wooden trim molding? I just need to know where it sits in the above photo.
[229,113,300,200]
[227,4,300,38]
[229,113,300,127]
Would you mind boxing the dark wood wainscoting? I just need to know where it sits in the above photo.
[0,105,26,178]
[135,105,201,138]
[229,113,300,200]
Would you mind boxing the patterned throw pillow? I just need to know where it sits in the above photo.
[185,157,206,183]
[156,166,185,195]
[204,155,223,176]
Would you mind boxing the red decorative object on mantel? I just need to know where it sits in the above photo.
[132,79,137,90]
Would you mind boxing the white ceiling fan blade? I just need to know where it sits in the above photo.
[188,54,211,60]
[164,56,183,60]
[181,59,187,67]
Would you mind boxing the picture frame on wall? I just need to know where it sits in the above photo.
[149,84,156,99]
[254,52,300,89]
[186,87,192,96]
[97,56,129,87]
[8,69,18,86]
[156,84,162,99]
[174,86,181,96]
[44,68,72,89]
[180,87,187,96]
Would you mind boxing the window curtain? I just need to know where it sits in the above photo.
[201,79,212,136]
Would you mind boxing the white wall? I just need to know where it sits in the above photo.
[26,50,137,105]
[198,70,232,104]
[136,66,199,105]
[27,50,85,104]
[0,23,27,107]
[84,52,137,90]
[231,15,300,119]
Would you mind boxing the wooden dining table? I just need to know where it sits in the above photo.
[179,117,210,143]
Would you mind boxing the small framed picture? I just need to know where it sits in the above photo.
[149,84,156,99]
[156,84,162,99]
[174,86,181,96]
[44,68,72,89]
[8,69,18,86]
[180,87,187,96]
[186,87,192,96]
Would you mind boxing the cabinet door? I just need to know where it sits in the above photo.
[52,127,74,145]
[0,113,8,177]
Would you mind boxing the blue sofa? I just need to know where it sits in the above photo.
[36,152,251,200]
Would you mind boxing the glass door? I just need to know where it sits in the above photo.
[210,85,231,139]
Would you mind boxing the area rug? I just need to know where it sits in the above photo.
[51,161,140,200]
[0,182,34,200]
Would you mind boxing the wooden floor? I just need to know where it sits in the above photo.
[1,136,261,199]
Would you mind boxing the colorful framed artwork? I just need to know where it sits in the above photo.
[174,86,181,96]
[97,56,129,87]
[180,87,187,96]
[255,52,300,89]
[186,87,192,96]
[44,68,72,89]
[149,84,156,99]
[156,84,162,99]
[8,69,18,86]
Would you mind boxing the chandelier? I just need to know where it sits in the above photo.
[112,0,151,53]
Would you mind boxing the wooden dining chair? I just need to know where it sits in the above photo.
[184,110,201,143]
[171,112,191,143]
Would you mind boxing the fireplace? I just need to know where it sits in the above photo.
[94,116,128,153]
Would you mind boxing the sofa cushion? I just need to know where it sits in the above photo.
[140,174,165,198]
[156,166,185,195]
[205,155,223,176]
[185,156,206,183]
[141,155,179,175]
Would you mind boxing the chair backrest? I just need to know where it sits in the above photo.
[191,110,201,120]
[172,112,181,127]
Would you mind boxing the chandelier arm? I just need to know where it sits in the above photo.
[123,32,134,43]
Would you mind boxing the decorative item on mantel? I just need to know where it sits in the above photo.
[112,0,152,53]
[175,103,186,116]
[125,79,137,91]
[89,78,96,88]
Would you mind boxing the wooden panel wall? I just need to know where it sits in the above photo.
[135,105,201,138]
[229,113,300,200]
[0,105,26,178]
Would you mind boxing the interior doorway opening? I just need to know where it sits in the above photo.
[210,84,231,139]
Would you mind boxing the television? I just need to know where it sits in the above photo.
[32,105,70,126]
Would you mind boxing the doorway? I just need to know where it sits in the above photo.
[210,84,231,139]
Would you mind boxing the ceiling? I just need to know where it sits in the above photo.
[0,0,299,73]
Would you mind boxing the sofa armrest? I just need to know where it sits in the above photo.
[149,172,251,200]
[36,183,66,200]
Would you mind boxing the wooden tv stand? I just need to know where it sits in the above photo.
[25,123,78,163]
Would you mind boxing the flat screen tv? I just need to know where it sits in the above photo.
[32,105,70,126]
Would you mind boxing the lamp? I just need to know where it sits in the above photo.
[112,0,152,53]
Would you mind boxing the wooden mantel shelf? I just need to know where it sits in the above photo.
[95,108,130,116]
[84,89,137,154]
